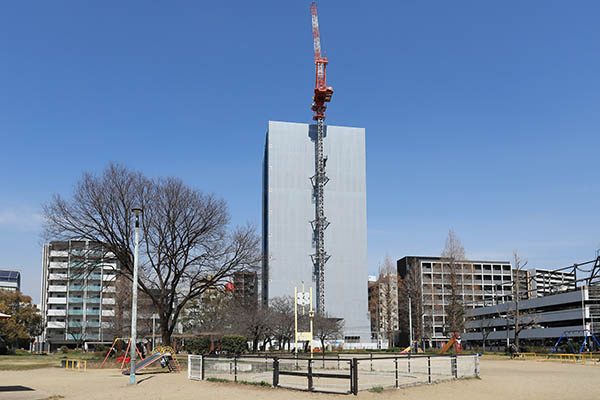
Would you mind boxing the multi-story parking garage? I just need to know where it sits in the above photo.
[463,284,600,348]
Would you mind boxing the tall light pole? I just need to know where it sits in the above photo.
[129,207,143,385]
[408,297,413,351]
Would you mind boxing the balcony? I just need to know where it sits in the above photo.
[86,321,100,328]
[48,285,67,292]
[50,250,68,257]
[86,298,100,304]
[47,321,65,329]
[47,309,66,316]
[68,309,83,315]
[87,285,102,291]
[68,321,83,327]
[48,297,67,305]
[104,286,116,293]
[102,298,115,305]
[69,285,84,291]
[89,274,102,280]
[49,261,68,269]
[86,309,100,315]
[68,333,82,340]
[102,310,115,317]
[69,297,83,303]
[49,274,68,280]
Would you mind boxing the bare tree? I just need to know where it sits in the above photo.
[398,258,424,346]
[179,288,233,334]
[378,257,398,346]
[507,250,538,352]
[43,163,261,346]
[269,297,294,350]
[228,302,272,352]
[441,229,466,336]
[313,314,343,351]
[473,313,496,353]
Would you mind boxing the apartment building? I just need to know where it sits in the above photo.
[0,269,21,292]
[397,256,513,348]
[368,274,399,347]
[530,268,576,298]
[232,270,258,308]
[40,240,118,351]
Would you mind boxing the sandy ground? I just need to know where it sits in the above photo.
[1,358,600,400]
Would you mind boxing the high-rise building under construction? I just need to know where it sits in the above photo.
[262,120,370,344]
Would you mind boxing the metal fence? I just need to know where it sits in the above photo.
[188,353,479,395]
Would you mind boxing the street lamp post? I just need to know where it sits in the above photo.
[129,207,143,385]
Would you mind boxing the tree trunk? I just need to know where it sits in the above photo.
[482,333,486,353]
[160,314,171,346]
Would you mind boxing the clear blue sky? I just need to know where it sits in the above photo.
[1,1,599,303]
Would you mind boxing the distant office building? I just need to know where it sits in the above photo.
[262,121,371,345]
[397,256,513,348]
[0,269,21,292]
[40,240,118,351]
[233,270,258,308]
[368,273,399,346]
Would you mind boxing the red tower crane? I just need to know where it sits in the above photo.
[310,2,334,120]
[309,1,332,314]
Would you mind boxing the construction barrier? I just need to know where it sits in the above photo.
[63,359,87,371]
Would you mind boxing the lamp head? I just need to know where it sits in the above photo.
[132,208,143,216]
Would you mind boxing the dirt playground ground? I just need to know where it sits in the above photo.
[1,357,599,400]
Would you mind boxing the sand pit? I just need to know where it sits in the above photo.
[1,357,600,400]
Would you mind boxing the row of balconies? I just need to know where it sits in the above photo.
[50,249,115,258]
[68,309,100,315]
[48,283,115,291]
[47,296,115,305]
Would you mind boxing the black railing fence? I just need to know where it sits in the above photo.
[188,353,479,395]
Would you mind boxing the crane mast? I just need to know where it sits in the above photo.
[309,1,333,315]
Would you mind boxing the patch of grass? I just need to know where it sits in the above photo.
[206,377,272,388]
[369,386,384,393]
[459,375,482,381]
[238,380,272,387]
[0,363,56,371]
[206,377,230,383]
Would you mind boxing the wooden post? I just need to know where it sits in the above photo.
[272,358,279,387]
[307,359,314,391]
[201,355,205,380]
[394,358,399,388]
[352,358,359,395]
[452,355,457,378]
[234,357,238,383]
[427,356,431,384]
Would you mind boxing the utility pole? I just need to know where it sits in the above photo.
[129,207,142,385]
[309,1,333,315]
[408,297,413,351]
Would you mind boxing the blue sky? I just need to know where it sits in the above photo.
[1,1,599,303]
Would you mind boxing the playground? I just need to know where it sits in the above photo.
[1,356,600,400]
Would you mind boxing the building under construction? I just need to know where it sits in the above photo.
[262,121,370,344]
